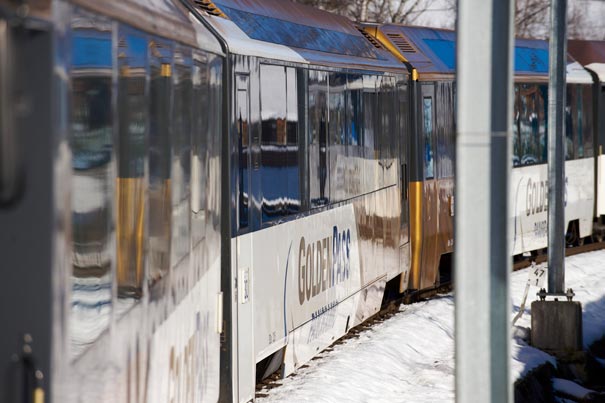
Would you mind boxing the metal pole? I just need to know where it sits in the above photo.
[455,0,514,401]
[547,0,567,295]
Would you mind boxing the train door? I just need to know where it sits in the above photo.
[420,83,439,289]
[233,73,255,403]
[398,80,411,288]
[1,10,59,402]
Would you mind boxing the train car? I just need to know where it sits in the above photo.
[359,24,456,293]
[363,25,596,264]
[1,1,225,402]
[568,40,605,241]
[185,1,411,402]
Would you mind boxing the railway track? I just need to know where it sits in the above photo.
[256,241,605,399]
[513,240,605,271]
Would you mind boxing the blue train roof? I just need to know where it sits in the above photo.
[375,25,551,77]
[196,0,404,71]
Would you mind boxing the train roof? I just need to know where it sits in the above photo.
[569,40,605,82]
[363,24,591,83]
[70,0,224,53]
[188,0,406,72]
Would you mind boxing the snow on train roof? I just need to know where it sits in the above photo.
[569,40,605,82]
[197,0,404,71]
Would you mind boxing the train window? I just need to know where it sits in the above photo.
[286,67,301,215]
[208,55,223,235]
[363,75,378,192]
[566,86,575,160]
[582,85,594,158]
[436,82,455,179]
[235,74,250,231]
[423,97,434,179]
[69,10,115,357]
[171,46,193,268]
[309,70,329,208]
[375,76,385,189]
[346,74,364,198]
[513,85,521,167]
[329,73,347,203]
[148,38,173,289]
[537,85,548,164]
[260,64,287,222]
[116,27,148,301]
[297,69,309,212]
[191,55,209,247]
[383,76,398,186]
[518,84,546,166]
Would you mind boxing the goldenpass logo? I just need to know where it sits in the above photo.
[297,226,351,305]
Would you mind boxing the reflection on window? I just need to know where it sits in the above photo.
[363,75,378,191]
[582,85,594,158]
[70,13,114,358]
[191,56,208,247]
[116,29,148,299]
[329,73,346,202]
[260,64,300,222]
[309,70,329,208]
[346,74,364,197]
[423,97,434,179]
[382,76,398,186]
[148,38,172,290]
[171,48,192,268]
[435,82,455,179]
[236,74,250,230]
[515,84,547,166]
[286,67,300,214]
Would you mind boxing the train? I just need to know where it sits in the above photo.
[1,0,604,402]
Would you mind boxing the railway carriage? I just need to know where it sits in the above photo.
[186,2,412,402]
[569,40,605,241]
[360,24,456,293]
[1,0,225,402]
[364,25,598,265]
[3,1,604,402]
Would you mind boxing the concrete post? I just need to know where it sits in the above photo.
[455,0,514,402]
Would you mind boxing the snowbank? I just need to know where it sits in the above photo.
[258,250,605,403]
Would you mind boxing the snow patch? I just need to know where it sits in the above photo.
[258,250,605,403]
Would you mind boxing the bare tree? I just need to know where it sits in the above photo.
[442,0,589,39]
[515,0,588,39]
[292,0,445,24]
[294,0,592,39]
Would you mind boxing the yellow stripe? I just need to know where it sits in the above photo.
[412,68,419,82]
[116,177,146,292]
[362,26,409,64]
[161,63,171,77]
[34,388,44,403]
[406,181,423,291]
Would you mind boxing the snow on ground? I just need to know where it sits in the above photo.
[258,250,605,403]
